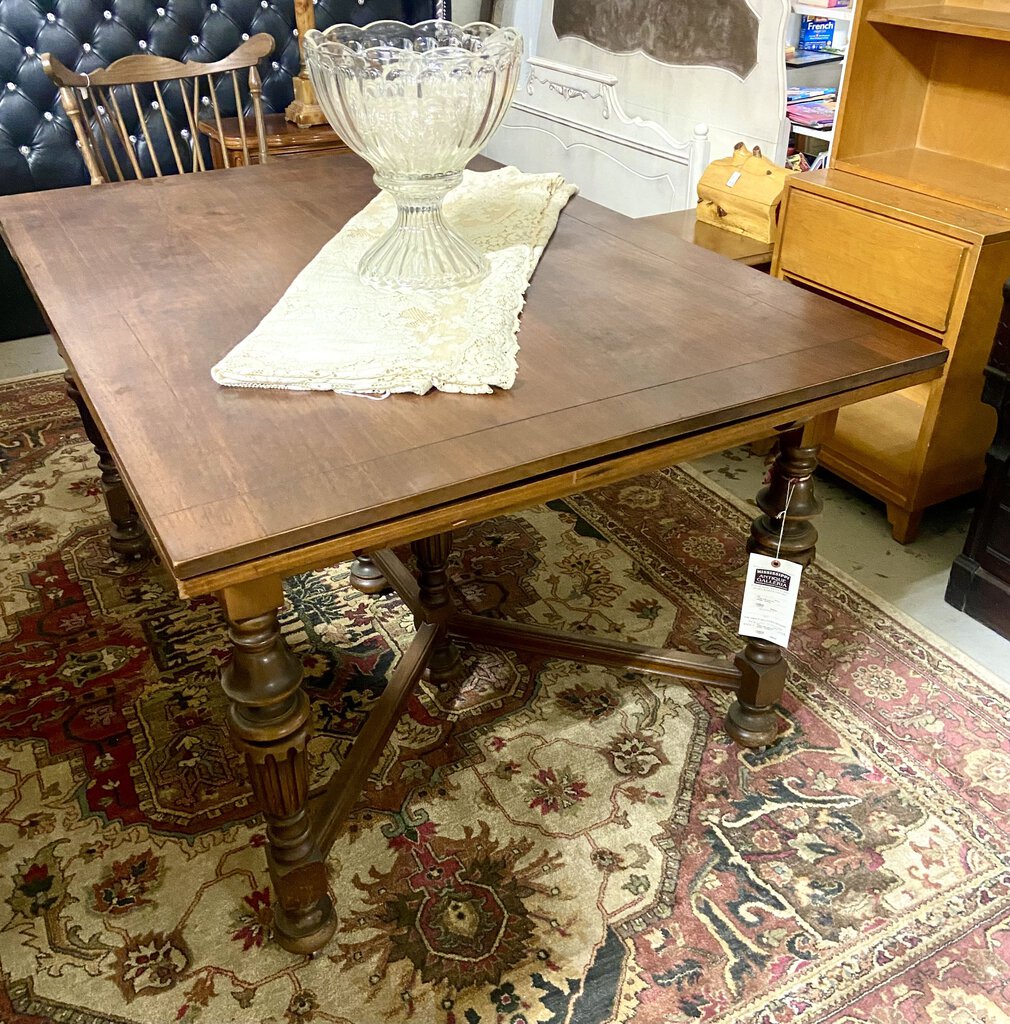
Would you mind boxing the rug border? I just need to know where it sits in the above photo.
[0,368,66,388]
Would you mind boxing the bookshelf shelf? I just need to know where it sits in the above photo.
[790,123,835,140]
[867,4,1010,42]
[835,148,1010,217]
[793,2,855,20]
[786,51,844,66]
[820,390,924,504]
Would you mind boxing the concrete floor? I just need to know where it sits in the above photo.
[3,334,1008,681]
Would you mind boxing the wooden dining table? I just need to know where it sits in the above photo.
[0,151,946,956]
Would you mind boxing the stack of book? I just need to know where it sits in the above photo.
[787,87,838,132]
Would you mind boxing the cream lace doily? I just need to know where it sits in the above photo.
[211,166,577,395]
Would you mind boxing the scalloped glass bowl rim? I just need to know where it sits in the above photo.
[303,20,522,61]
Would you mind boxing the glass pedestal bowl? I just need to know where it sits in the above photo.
[304,20,523,291]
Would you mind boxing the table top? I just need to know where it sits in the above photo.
[0,153,945,587]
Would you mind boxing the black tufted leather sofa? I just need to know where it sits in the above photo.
[0,0,448,340]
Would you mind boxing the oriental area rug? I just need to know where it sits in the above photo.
[1,374,1009,1024]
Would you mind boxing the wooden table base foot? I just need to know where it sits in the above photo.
[108,516,151,561]
[349,554,389,595]
[725,698,778,748]
[424,632,467,687]
[273,891,337,955]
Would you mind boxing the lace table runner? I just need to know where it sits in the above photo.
[211,166,577,395]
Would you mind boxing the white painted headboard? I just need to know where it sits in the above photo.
[483,0,790,218]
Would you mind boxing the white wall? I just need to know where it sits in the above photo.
[451,0,484,23]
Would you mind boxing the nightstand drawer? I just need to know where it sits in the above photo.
[777,189,968,333]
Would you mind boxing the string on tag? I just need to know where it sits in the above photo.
[772,474,811,565]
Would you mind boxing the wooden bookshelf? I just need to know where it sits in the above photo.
[867,4,1010,41]
[773,0,1010,541]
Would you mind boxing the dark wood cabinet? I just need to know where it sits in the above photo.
[946,279,1010,638]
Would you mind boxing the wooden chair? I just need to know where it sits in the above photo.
[41,34,273,185]
[39,36,273,558]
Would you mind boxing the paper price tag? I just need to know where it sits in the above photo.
[738,553,803,649]
[726,171,742,188]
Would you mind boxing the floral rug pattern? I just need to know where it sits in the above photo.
[0,375,1008,1024]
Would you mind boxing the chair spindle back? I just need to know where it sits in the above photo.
[42,35,273,185]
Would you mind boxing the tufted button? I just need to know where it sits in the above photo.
[271,60,280,69]
[82,43,92,52]
[190,34,199,43]
[261,0,268,6]
[103,9,112,18]
[45,12,55,22]
[19,145,30,156]
[157,6,165,13]
[6,82,15,91]
[242,32,250,40]
[152,101,160,109]
[210,3,218,10]
[25,46,35,57]
[139,40,148,49]
[43,111,53,121]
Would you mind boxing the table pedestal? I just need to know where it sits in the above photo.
[216,423,824,954]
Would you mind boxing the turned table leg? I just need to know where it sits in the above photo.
[411,533,466,686]
[219,579,336,955]
[64,371,149,559]
[349,554,388,595]
[727,420,824,748]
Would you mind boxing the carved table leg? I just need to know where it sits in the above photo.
[727,420,824,748]
[349,554,388,595]
[64,371,149,559]
[411,533,466,686]
[219,579,336,955]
